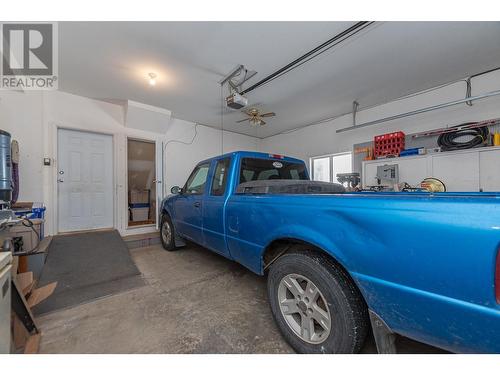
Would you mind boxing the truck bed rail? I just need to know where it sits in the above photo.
[236,180,346,194]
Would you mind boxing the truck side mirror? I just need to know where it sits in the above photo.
[171,186,182,194]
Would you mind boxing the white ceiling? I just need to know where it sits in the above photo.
[59,22,500,138]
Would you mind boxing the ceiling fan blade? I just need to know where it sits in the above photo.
[260,120,266,125]
[260,112,276,117]
[236,118,250,123]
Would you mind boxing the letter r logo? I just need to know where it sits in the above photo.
[2,23,53,76]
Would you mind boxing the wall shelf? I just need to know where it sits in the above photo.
[362,146,500,192]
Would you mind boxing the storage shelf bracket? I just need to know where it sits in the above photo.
[465,77,473,107]
[352,100,359,127]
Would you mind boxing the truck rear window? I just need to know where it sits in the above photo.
[239,158,308,183]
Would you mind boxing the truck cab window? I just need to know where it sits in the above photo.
[241,170,255,182]
[184,163,210,194]
[239,158,308,184]
[211,158,230,196]
[257,169,279,180]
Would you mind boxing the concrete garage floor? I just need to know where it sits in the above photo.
[38,244,447,354]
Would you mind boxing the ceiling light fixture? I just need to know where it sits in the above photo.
[148,73,157,86]
[250,118,262,126]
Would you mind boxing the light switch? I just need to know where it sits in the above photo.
[43,158,51,166]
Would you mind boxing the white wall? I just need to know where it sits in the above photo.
[0,91,44,202]
[0,90,259,236]
[163,118,260,192]
[5,68,500,235]
[261,69,500,165]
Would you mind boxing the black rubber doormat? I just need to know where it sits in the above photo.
[34,230,145,315]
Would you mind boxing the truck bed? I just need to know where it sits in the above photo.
[224,190,500,352]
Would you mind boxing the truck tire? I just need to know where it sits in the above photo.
[267,251,368,353]
[160,213,177,251]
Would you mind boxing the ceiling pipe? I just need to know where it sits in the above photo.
[336,89,500,133]
[239,21,374,95]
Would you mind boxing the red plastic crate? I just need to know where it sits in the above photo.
[374,131,405,157]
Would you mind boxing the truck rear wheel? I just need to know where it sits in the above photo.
[267,251,368,353]
[160,213,177,251]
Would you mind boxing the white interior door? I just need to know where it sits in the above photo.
[58,129,114,232]
[155,140,165,230]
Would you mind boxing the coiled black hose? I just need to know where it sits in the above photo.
[437,124,489,151]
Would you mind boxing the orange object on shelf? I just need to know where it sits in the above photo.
[374,131,405,157]
[494,132,500,146]
[354,146,375,161]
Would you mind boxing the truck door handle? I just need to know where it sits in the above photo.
[194,202,201,208]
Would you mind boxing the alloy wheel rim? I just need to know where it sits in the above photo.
[162,220,172,245]
[277,273,331,344]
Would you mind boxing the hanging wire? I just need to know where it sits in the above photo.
[163,124,199,151]
[221,84,224,154]
[163,123,199,195]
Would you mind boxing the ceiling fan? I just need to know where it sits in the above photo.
[236,108,276,126]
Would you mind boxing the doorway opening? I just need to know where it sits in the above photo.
[127,139,156,227]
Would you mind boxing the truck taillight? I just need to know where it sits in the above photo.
[496,250,500,304]
[268,154,284,159]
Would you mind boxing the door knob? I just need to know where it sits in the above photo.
[194,202,201,208]
[57,179,64,183]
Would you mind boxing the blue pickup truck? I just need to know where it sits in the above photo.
[160,151,500,354]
